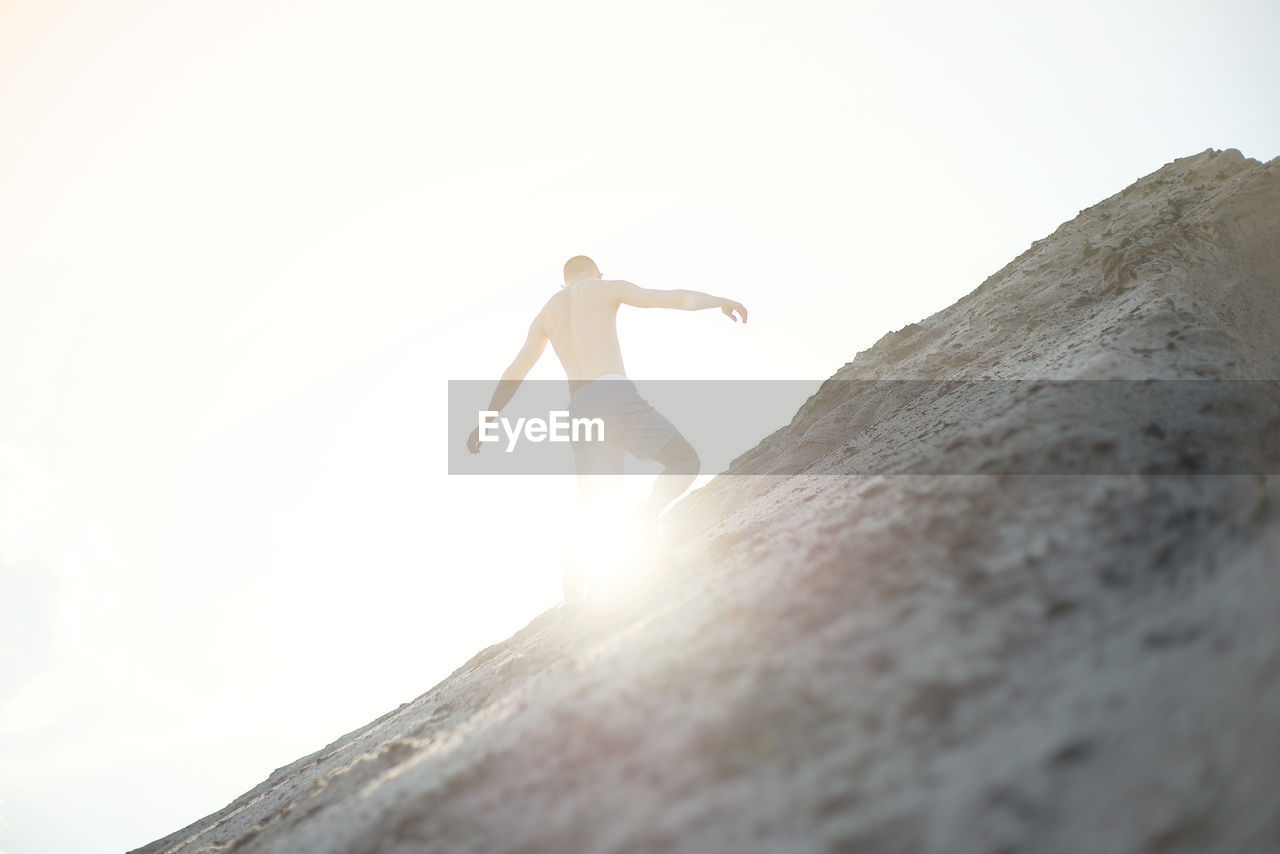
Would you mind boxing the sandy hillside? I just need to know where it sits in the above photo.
[132,148,1280,854]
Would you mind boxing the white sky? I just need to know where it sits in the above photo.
[1,0,1277,851]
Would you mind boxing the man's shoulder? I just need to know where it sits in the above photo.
[561,279,633,303]
[596,279,640,298]
[531,292,562,329]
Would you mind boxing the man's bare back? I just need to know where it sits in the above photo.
[538,279,630,392]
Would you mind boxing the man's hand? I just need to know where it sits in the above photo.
[720,300,748,323]
[467,426,483,454]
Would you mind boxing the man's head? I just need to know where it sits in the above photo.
[563,255,601,284]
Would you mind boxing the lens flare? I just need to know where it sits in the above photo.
[564,489,658,608]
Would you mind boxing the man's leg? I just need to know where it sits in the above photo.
[565,465,622,608]
[639,432,700,528]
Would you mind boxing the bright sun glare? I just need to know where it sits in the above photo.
[567,488,663,606]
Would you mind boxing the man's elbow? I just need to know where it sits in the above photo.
[504,357,539,383]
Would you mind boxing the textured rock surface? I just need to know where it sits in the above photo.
[133,149,1280,854]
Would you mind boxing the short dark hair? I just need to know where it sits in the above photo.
[563,255,600,283]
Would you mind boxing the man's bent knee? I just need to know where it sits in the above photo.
[654,433,699,475]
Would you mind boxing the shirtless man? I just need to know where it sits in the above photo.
[466,255,747,531]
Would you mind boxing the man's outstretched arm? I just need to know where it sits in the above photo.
[466,320,548,453]
[614,281,748,323]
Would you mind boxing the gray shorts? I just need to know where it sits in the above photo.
[567,375,679,475]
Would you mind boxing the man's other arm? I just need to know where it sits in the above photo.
[613,281,748,323]
[466,319,549,453]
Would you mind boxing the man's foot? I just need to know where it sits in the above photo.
[636,507,683,568]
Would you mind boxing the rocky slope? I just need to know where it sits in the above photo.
[133,149,1280,854]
